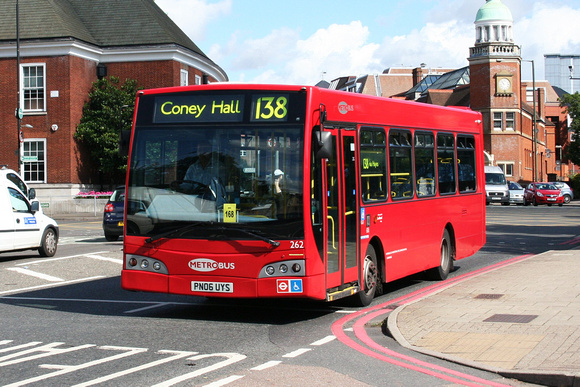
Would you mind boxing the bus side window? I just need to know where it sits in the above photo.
[415,132,436,197]
[437,133,456,194]
[457,135,477,192]
[360,128,387,202]
[389,130,413,200]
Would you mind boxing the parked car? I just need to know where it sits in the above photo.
[549,181,573,204]
[103,186,125,241]
[524,182,564,207]
[508,181,525,205]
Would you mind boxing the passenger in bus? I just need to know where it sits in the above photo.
[273,169,284,194]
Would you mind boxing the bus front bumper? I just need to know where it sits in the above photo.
[121,270,325,300]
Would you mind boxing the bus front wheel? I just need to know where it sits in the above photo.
[427,229,453,281]
[354,245,379,307]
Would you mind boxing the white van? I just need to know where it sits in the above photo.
[0,166,40,210]
[485,165,510,205]
[0,177,59,257]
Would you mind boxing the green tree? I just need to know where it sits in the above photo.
[560,92,580,166]
[75,76,140,185]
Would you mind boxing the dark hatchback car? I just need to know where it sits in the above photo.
[103,186,125,241]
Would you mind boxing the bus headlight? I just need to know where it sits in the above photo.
[125,254,169,274]
[259,260,305,278]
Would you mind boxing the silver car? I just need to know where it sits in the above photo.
[508,181,525,205]
[550,182,573,204]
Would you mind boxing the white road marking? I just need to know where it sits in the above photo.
[282,348,311,358]
[310,335,335,346]
[6,268,63,282]
[71,350,198,387]
[14,252,110,266]
[250,360,281,371]
[0,276,105,296]
[203,375,245,387]
[124,302,173,314]
[151,353,247,387]
[3,346,147,387]
[85,254,123,264]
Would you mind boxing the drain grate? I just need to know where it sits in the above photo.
[483,314,538,323]
[475,293,504,299]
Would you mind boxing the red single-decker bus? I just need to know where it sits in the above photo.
[121,84,486,306]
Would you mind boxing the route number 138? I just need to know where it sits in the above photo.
[254,96,288,121]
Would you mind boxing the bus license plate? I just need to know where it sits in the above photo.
[191,281,233,293]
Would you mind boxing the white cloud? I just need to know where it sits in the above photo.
[155,0,232,41]
[515,3,580,79]
[376,20,473,71]
[215,21,381,84]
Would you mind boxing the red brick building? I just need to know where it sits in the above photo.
[0,0,227,193]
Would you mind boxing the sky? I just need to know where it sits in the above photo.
[155,0,580,85]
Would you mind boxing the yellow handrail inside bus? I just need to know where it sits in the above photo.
[327,215,336,249]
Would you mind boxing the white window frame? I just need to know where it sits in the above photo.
[21,63,46,112]
[180,69,188,86]
[506,112,515,131]
[493,112,503,131]
[195,74,202,85]
[22,138,47,183]
[497,162,514,177]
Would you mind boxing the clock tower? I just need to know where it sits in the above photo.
[468,0,521,165]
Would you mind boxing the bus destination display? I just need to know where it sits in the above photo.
[153,93,291,124]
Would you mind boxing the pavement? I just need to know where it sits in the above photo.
[387,249,580,387]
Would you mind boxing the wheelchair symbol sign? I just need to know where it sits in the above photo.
[276,279,303,293]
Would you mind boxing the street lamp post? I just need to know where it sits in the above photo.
[16,0,22,174]
[523,59,537,182]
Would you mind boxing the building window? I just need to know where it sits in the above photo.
[180,69,188,86]
[22,139,46,183]
[195,74,202,85]
[506,112,515,130]
[493,112,503,130]
[497,162,514,177]
[21,64,46,112]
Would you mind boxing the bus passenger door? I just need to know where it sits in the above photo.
[323,129,359,296]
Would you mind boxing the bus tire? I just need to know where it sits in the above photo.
[38,228,58,257]
[353,245,378,307]
[427,229,453,281]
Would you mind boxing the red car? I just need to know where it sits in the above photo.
[524,182,564,206]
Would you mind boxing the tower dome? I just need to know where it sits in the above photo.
[474,0,514,45]
[475,0,513,23]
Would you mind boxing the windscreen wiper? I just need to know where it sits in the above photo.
[145,222,203,243]
[213,226,280,247]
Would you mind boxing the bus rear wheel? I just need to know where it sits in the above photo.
[353,245,378,307]
[427,229,453,281]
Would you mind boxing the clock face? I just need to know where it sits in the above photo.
[498,77,511,92]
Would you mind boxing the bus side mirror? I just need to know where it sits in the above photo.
[28,188,36,200]
[314,131,332,160]
[119,130,131,157]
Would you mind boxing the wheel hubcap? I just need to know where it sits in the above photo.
[363,256,377,293]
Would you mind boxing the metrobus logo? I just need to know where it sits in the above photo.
[338,101,354,114]
[189,258,235,272]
